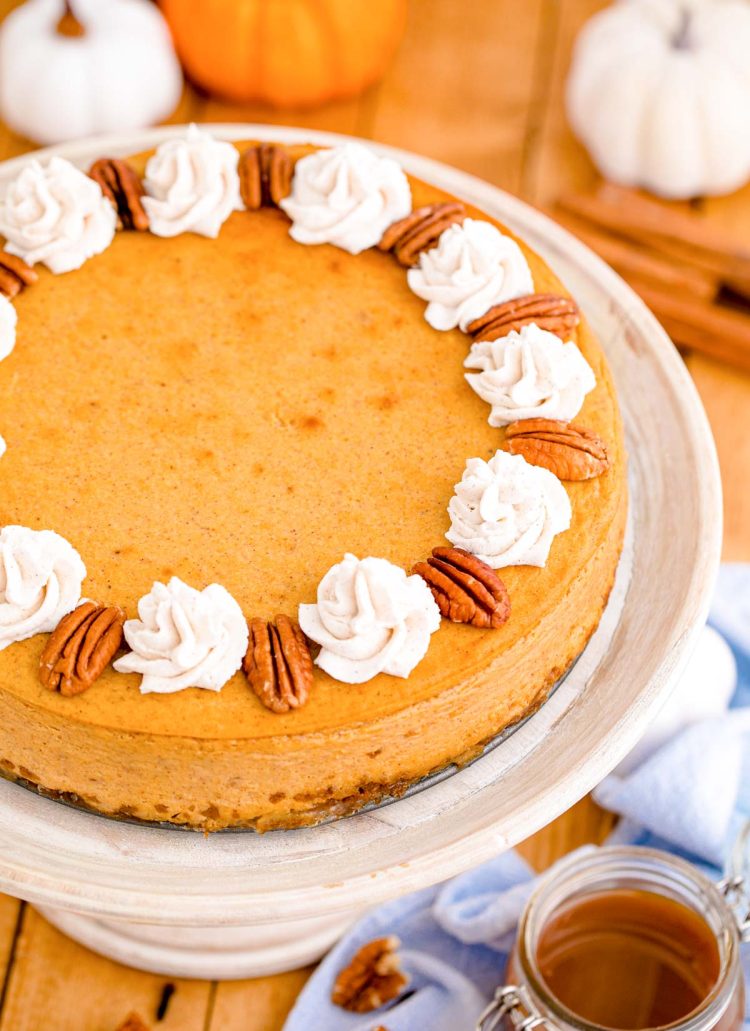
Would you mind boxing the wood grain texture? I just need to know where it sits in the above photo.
[686,357,750,562]
[0,898,22,1011]
[0,0,745,1025]
[368,0,546,192]
[520,0,606,203]
[209,968,314,1031]
[0,909,209,1031]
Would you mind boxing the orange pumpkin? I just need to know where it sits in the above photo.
[159,0,408,108]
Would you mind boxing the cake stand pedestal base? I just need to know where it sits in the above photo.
[36,905,361,979]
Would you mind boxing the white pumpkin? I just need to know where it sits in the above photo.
[0,0,182,145]
[566,0,750,199]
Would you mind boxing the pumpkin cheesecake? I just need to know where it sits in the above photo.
[0,129,626,830]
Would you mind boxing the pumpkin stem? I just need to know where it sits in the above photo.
[56,0,85,38]
[671,7,692,49]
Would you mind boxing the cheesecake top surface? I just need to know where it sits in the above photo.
[0,144,625,741]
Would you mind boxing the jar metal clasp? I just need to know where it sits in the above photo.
[476,984,553,1031]
[719,818,750,943]
[717,873,750,942]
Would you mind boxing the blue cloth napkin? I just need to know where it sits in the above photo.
[283,565,750,1031]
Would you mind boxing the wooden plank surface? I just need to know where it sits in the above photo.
[0,909,211,1031]
[0,898,22,1014]
[0,0,746,1026]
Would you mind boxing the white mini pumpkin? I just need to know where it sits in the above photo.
[0,0,182,145]
[567,0,750,199]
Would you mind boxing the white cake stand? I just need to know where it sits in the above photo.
[0,125,722,979]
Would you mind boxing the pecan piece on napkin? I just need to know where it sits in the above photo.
[414,547,510,629]
[114,1015,151,1031]
[239,143,294,210]
[467,293,580,341]
[506,418,610,480]
[89,158,149,231]
[378,201,465,266]
[332,936,409,1013]
[39,601,125,697]
[0,251,37,299]
[244,615,313,713]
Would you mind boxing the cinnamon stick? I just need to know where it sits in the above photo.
[558,186,750,286]
[554,185,750,370]
[631,281,750,375]
[552,209,719,302]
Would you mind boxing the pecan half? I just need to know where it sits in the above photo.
[39,601,125,697]
[467,293,580,342]
[378,202,465,266]
[414,547,510,629]
[239,143,294,210]
[332,936,409,1013]
[115,1016,151,1031]
[244,615,313,713]
[506,419,610,480]
[0,252,37,299]
[89,158,149,231]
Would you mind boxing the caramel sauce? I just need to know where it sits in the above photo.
[536,889,721,1029]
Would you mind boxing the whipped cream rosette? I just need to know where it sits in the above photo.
[447,451,571,568]
[465,323,596,426]
[407,218,534,331]
[0,525,86,649]
[0,294,16,363]
[299,553,441,684]
[281,142,411,255]
[114,576,248,694]
[0,156,116,274]
[143,124,242,239]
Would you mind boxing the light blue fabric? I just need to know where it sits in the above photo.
[284,566,750,1031]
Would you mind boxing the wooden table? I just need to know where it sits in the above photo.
[0,1,748,1027]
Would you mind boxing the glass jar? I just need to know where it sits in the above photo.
[477,845,749,1031]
